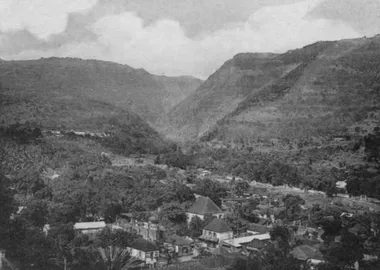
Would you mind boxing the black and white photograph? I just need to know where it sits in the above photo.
[1,0,380,269]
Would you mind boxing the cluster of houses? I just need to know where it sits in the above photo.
[40,192,379,269]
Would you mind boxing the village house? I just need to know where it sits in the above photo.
[199,218,233,248]
[115,214,166,242]
[163,234,194,257]
[247,223,271,235]
[246,238,271,253]
[221,233,271,253]
[186,196,224,222]
[73,221,106,235]
[127,238,159,268]
[291,244,325,268]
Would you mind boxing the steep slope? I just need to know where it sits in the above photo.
[0,57,201,125]
[153,75,203,111]
[169,35,380,143]
[0,59,179,155]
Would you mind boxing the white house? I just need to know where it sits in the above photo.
[199,218,233,247]
[74,221,106,234]
[186,196,224,222]
[221,233,271,252]
[127,238,159,267]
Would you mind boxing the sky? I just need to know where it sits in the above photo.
[0,0,379,79]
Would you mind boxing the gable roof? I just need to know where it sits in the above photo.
[222,233,271,248]
[187,196,222,215]
[247,238,269,250]
[247,223,270,234]
[164,234,193,246]
[291,245,324,261]
[129,238,158,252]
[204,218,232,233]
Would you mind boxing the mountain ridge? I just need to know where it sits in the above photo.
[0,57,202,127]
[168,35,380,143]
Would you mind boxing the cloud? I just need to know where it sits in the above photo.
[0,0,97,39]
[1,0,360,78]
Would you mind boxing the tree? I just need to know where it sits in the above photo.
[239,199,260,223]
[94,228,137,248]
[325,182,338,198]
[282,195,305,221]
[194,179,228,207]
[322,232,364,269]
[4,222,60,270]
[270,225,291,255]
[71,246,140,270]
[0,174,15,229]
[234,181,249,197]
[188,216,204,238]
[103,203,122,223]
[158,202,187,224]
[21,199,49,227]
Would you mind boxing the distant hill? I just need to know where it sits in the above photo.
[168,35,380,143]
[0,57,200,155]
[0,57,202,126]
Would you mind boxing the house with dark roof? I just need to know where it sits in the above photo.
[247,223,270,235]
[199,218,233,247]
[127,238,159,267]
[246,238,271,253]
[291,244,324,266]
[163,234,194,257]
[186,196,224,223]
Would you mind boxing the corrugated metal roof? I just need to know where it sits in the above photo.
[222,233,270,248]
[74,221,106,230]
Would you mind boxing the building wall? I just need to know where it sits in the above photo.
[186,212,224,223]
[127,248,159,265]
[163,243,193,256]
[202,229,233,241]
[76,228,104,235]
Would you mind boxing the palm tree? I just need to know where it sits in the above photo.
[97,246,141,270]
[71,246,141,270]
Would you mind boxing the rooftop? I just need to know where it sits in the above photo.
[222,233,271,248]
[247,223,270,234]
[74,221,106,230]
[129,238,159,252]
[291,245,324,261]
[204,218,232,233]
[187,196,223,215]
[165,234,193,246]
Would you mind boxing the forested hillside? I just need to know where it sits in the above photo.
[169,35,380,143]
[0,57,201,126]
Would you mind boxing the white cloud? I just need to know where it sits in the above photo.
[1,0,360,78]
[0,0,97,39]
